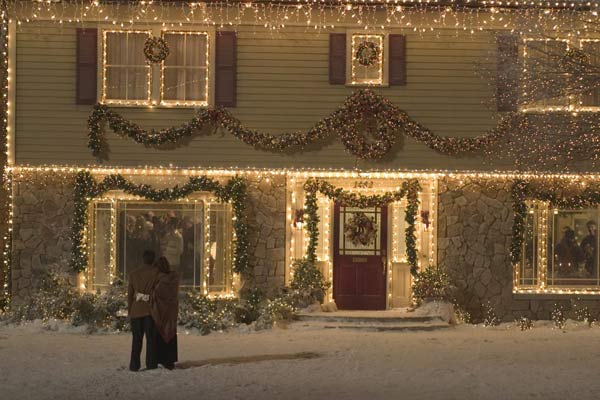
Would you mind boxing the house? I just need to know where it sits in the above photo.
[2,0,600,320]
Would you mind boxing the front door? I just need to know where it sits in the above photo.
[333,204,387,310]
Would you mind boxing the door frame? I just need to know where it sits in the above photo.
[332,202,389,310]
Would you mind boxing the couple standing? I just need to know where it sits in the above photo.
[127,250,179,371]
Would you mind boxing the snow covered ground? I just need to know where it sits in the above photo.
[2,320,600,400]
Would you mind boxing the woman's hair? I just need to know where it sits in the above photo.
[156,256,171,273]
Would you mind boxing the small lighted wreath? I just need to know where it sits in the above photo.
[355,41,380,67]
[144,36,170,64]
[344,211,378,247]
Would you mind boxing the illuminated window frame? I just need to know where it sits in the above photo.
[101,29,153,106]
[514,202,600,295]
[347,31,389,87]
[520,37,600,113]
[86,191,235,297]
[99,27,215,108]
[160,30,210,107]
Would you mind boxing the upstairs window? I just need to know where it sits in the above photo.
[102,30,152,105]
[350,33,386,86]
[161,32,209,106]
[521,38,600,112]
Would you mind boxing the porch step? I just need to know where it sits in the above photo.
[294,310,451,332]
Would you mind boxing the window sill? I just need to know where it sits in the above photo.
[99,102,210,110]
[513,291,600,300]
[345,82,389,88]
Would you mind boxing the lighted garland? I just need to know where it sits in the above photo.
[87,90,522,162]
[0,1,9,311]
[70,171,249,276]
[510,179,600,264]
[355,41,380,67]
[303,178,421,275]
[143,36,169,64]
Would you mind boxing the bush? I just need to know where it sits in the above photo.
[411,265,452,304]
[290,259,331,305]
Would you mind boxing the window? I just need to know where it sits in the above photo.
[89,196,233,295]
[516,203,600,292]
[521,38,600,112]
[102,30,152,105]
[349,33,386,86]
[161,32,209,106]
[101,28,213,107]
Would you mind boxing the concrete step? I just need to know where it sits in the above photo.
[293,320,451,332]
[295,313,442,324]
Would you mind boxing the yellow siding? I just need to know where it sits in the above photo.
[15,22,500,170]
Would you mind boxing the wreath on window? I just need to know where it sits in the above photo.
[344,211,378,246]
[144,36,170,64]
[355,41,380,67]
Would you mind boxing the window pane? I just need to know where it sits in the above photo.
[105,32,127,65]
[128,32,149,66]
[105,67,127,100]
[117,202,203,288]
[162,68,184,100]
[338,206,382,256]
[550,209,598,286]
[127,67,150,100]
[164,33,185,66]
[520,207,538,286]
[186,34,208,67]
[208,203,233,293]
[92,203,112,290]
[185,68,207,101]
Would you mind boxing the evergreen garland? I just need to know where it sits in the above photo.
[69,171,249,276]
[510,179,600,264]
[303,178,421,275]
[87,89,514,161]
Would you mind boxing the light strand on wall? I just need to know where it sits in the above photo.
[203,198,211,295]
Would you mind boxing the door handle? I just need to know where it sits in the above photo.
[381,256,387,276]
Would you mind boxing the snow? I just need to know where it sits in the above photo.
[2,320,600,399]
[412,300,455,323]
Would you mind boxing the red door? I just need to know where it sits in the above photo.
[333,204,387,310]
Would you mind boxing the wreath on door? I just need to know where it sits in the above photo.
[344,211,378,246]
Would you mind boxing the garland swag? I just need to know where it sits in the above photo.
[88,90,515,161]
[70,171,249,276]
[510,179,600,264]
[303,178,421,275]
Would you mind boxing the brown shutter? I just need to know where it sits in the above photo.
[389,34,407,86]
[329,33,346,85]
[496,34,520,112]
[76,28,97,105]
[215,31,237,108]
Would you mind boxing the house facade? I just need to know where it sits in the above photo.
[3,0,600,320]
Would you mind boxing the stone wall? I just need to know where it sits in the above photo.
[9,172,287,303]
[438,177,600,321]
[11,173,76,303]
[244,176,287,294]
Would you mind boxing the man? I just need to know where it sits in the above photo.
[580,220,598,277]
[128,249,160,371]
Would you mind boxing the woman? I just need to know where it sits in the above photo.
[150,256,179,370]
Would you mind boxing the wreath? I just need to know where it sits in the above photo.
[144,36,170,64]
[344,211,378,246]
[355,41,380,67]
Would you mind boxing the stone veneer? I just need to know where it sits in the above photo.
[11,173,76,303]
[244,176,287,294]
[10,172,287,303]
[438,177,600,321]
